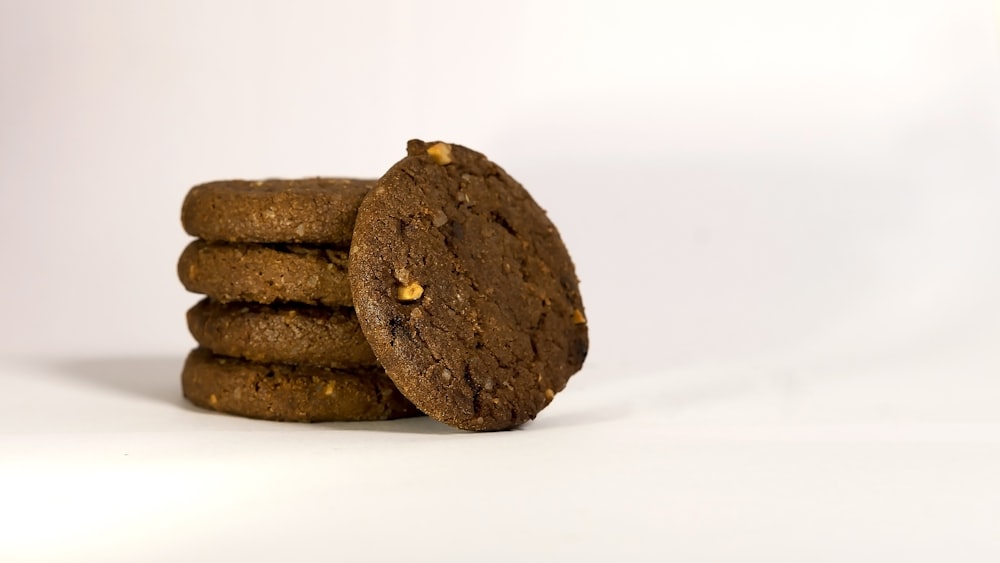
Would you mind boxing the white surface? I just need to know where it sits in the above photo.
[2,0,1000,560]
[3,357,1000,562]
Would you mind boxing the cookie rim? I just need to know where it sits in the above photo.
[348,140,588,431]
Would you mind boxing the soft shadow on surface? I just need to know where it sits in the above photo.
[526,404,635,431]
[52,355,190,407]
[524,365,772,432]
[49,356,462,434]
[315,416,461,435]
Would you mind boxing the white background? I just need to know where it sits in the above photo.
[2,1,1000,561]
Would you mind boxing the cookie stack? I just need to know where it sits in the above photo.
[178,178,420,422]
[179,141,589,431]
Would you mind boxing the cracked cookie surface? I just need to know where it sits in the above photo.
[349,140,588,431]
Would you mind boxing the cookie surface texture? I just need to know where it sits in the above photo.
[349,140,588,431]
[187,299,376,368]
[182,177,372,244]
[178,240,353,307]
[181,348,420,422]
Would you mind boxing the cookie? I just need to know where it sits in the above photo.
[181,177,372,244]
[181,348,420,422]
[178,240,353,307]
[349,140,588,431]
[187,299,376,368]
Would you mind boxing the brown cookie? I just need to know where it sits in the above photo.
[181,348,420,422]
[181,177,372,244]
[187,299,376,368]
[178,240,353,307]
[349,140,588,431]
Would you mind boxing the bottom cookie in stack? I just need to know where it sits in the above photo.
[177,177,421,423]
[181,347,419,422]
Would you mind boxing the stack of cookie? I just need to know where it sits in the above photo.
[178,178,420,422]
[179,141,589,431]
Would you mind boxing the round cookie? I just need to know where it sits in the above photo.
[178,240,353,307]
[182,177,372,244]
[349,140,588,431]
[187,299,376,368]
[181,348,421,422]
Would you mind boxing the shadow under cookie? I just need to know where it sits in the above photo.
[49,355,188,406]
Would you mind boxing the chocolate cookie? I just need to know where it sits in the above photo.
[182,177,372,244]
[187,299,376,368]
[181,348,420,422]
[178,240,353,307]
[349,140,588,431]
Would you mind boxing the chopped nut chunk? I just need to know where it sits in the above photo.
[427,142,453,165]
[432,208,448,227]
[397,281,424,302]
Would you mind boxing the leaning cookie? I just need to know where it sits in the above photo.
[182,177,372,245]
[181,348,420,422]
[187,299,376,369]
[178,240,353,307]
[350,140,588,431]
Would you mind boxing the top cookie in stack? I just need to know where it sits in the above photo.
[177,178,420,422]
